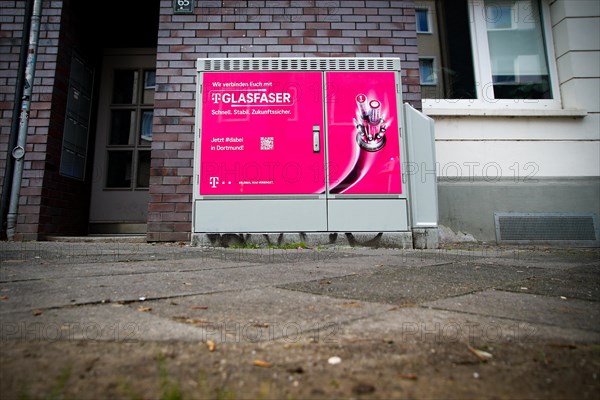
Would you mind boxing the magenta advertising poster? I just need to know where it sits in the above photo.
[326,71,402,195]
[200,72,325,195]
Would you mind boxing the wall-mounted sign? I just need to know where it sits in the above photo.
[174,0,194,14]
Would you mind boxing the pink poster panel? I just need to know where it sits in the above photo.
[326,71,402,195]
[200,72,325,195]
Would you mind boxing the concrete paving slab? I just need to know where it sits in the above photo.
[337,306,600,344]
[423,289,600,333]
[398,247,599,271]
[0,258,258,282]
[0,242,200,265]
[0,255,386,313]
[127,287,392,343]
[0,305,206,342]
[0,245,372,281]
[278,262,550,306]
[0,242,366,265]
[498,264,600,302]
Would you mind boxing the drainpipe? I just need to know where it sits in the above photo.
[0,0,34,237]
[6,0,43,241]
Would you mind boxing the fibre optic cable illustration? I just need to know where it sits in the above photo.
[355,94,387,152]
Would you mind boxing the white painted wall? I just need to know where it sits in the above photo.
[424,0,600,179]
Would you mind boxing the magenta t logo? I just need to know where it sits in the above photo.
[209,176,219,188]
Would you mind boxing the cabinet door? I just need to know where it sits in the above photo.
[199,71,325,196]
[194,71,328,232]
[325,71,402,195]
[325,71,408,231]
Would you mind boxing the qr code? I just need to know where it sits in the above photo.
[260,137,274,150]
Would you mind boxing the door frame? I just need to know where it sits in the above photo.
[88,48,157,234]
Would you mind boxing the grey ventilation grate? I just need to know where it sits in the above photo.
[197,57,401,72]
[495,212,599,246]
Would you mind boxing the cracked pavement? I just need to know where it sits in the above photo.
[1,241,598,345]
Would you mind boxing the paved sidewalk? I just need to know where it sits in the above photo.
[0,241,599,399]
[1,241,598,344]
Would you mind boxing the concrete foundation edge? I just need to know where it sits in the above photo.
[412,228,439,249]
[191,231,436,249]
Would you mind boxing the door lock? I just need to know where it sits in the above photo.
[313,125,320,153]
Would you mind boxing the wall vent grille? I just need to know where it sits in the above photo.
[494,212,599,246]
[197,57,400,72]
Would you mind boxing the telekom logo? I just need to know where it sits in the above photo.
[209,176,219,188]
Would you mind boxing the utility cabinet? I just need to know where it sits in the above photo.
[193,58,437,247]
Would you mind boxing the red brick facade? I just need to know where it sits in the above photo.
[0,0,65,240]
[149,0,421,241]
[1,0,96,240]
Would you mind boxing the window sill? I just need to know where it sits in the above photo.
[422,107,588,118]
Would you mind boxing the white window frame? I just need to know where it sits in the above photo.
[419,57,438,85]
[415,7,432,34]
[423,0,562,112]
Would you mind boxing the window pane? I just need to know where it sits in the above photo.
[487,5,513,29]
[419,59,436,85]
[109,110,136,145]
[143,70,156,104]
[136,150,151,188]
[416,9,429,33]
[139,111,153,145]
[418,0,476,99]
[112,70,138,104]
[106,151,132,188]
[484,0,551,99]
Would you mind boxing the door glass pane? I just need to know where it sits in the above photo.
[109,110,136,145]
[484,0,551,99]
[143,70,156,104]
[106,151,133,188]
[136,150,151,188]
[139,111,153,145]
[112,70,138,104]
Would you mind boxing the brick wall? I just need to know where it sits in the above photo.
[1,0,94,240]
[149,0,421,242]
[0,0,59,240]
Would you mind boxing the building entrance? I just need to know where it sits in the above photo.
[88,50,156,234]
